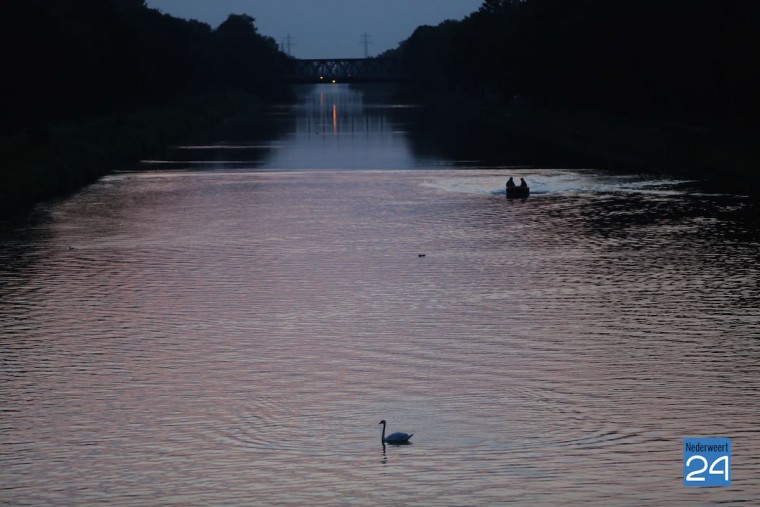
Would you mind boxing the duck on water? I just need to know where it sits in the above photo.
[379,420,413,445]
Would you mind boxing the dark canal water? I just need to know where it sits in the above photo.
[1,84,759,506]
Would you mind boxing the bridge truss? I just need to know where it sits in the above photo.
[281,58,409,83]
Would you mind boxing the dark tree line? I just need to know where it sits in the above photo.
[391,0,760,128]
[1,0,290,132]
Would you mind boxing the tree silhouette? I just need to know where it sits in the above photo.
[393,0,760,129]
[2,1,289,131]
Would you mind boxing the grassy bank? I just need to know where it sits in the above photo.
[424,94,760,196]
[0,92,271,216]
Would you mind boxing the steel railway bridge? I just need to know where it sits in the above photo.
[279,58,409,84]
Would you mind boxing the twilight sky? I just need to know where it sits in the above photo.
[144,0,483,58]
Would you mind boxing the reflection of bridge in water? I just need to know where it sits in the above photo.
[280,58,409,83]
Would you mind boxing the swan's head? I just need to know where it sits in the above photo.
[379,420,386,425]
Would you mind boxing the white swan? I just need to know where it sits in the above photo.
[379,419,413,445]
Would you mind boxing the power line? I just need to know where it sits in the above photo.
[359,32,373,58]
[282,33,295,56]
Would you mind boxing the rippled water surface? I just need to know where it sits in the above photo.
[2,85,759,506]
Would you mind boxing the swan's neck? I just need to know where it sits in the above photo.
[380,422,386,441]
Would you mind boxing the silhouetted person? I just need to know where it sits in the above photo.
[520,178,528,188]
[506,177,515,188]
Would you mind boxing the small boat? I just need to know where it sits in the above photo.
[506,185,530,198]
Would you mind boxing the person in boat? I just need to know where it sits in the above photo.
[520,178,528,188]
[506,177,516,188]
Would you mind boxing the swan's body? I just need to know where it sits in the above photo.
[379,419,413,445]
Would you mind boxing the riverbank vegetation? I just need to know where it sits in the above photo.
[1,93,269,215]
[387,0,760,191]
[1,0,292,215]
